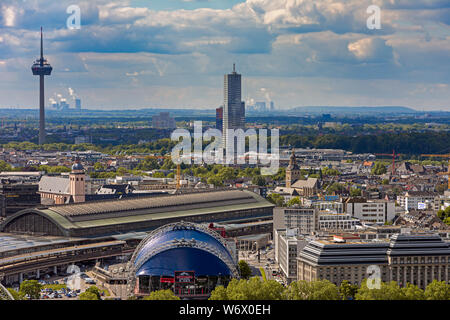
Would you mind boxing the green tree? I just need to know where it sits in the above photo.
[284,280,340,300]
[382,179,390,185]
[93,162,105,171]
[78,292,100,300]
[143,289,180,300]
[209,277,284,300]
[437,207,450,222]
[267,193,285,207]
[209,285,228,300]
[371,162,387,175]
[207,176,223,187]
[238,260,252,279]
[0,160,12,171]
[322,167,340,176]
[424,280,450,300]
[19,280,42,300]
[116,167,128,176]
[349,188,361,197]
[392,186,403,196]
[85,286,101,300]
[137,158,160,171]
[402,283,425,300]
[326,182,345,195]
[339,280,358,300]
[270,168,285,181]
[7,288,25,300]
[252,175,266,187]
[152,171,165,178]
[46,165,71,173]
[230,277,284,300]
[435,183,447,194]
[287,197,301,207]
[218,167,237,181]
[355,280,405,300]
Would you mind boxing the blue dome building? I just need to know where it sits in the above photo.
[128,222,239,298]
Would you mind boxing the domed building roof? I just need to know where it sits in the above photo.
[71,161,84,171]
[130,222,238,277]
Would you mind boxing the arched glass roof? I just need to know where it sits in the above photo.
[136,247,232,276]
[133,226,236,277]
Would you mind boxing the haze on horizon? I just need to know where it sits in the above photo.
[0,0,449,111]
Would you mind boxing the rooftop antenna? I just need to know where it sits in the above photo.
[40,26,43,65]
[233,63,236,73]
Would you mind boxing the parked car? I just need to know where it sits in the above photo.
[84,278,95,284]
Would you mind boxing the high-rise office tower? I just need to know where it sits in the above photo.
[223,64,245,150]
[216,106,223,131]
[31,27,52,145]
[75,98,82,111]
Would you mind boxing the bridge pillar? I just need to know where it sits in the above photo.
[54,266,58,275]
[19,273,23,283]
[36,269,40,279]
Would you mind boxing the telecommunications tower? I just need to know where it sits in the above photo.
[31,27,53,145]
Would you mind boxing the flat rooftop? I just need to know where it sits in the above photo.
[0,233,74,254]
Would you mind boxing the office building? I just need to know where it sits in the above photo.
[297,233,450,289]
[345,198,395,224]
[216,106,223,131]
[318,211,359,231]
[152,112,176,129]
[274,207,318,235]
[75,98,81,111]
[0,183,40,218]
[223,64,245,150]
[274,229,309,283]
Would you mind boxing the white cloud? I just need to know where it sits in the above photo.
[348,38,393,62]
[0,0,448,109]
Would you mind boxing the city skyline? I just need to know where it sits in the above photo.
[0,0,448,110]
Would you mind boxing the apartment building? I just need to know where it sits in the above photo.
[397,191,439,212]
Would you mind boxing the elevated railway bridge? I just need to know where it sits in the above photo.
[0,239,136,285]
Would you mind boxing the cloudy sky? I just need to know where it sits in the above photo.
[0,0,449,110]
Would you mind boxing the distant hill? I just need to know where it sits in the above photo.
[289,106,418,115]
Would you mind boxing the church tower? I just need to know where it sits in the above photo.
[69,158,85,203]
[286,150,301,188]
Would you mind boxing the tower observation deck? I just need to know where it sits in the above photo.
[31,27,52,145]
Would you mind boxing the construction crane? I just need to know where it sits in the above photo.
[421,153,450,190]
[375,149,401,176]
